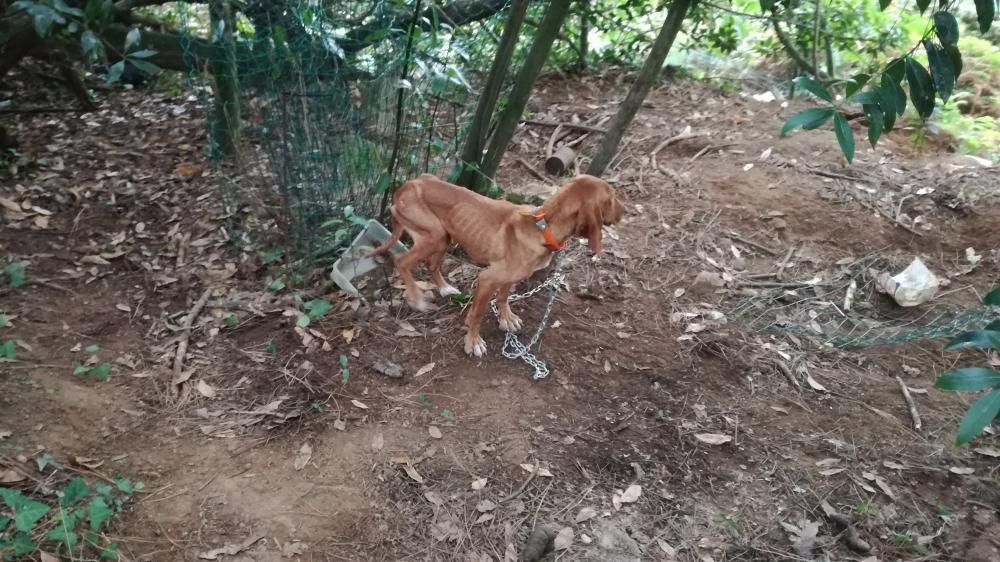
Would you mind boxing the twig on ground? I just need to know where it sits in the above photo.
[895,376,922,431]
[767,357,801,391]
[515,158,550,183]
[502,461,539,503]
[522,119,608,134]
[776,245,796,281]
[651,125,704,172]
[171,288,212,396]
[546,124,563,159]
[729,232,781,256]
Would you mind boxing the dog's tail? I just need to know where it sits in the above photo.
[368,215,403,257]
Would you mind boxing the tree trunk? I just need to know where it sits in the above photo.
[0,15,40,78]
[477,0,573,191]
[456,0,530,188]
[208,0,240,158]
[586,0,693,177]
[770,11,822,78]
[576,1,589,72]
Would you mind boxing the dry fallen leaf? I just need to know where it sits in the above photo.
[819,468,846,476]
[403,464,425,483]
[39,553,59,562]
[476,499,497,512]
[553,527,574,551]
[197,380,216,398]
[333,419,347,431]
[0,469,25,484]
[342,328,355,344]
[115,303,131,313]
[293,443,312,470]
[73,456,104,470]
[883,460,906,470]
[351,399,369,410]
[371,433,384,452]
[805,375,828,392]
[575,507,597,523]
[414,362,436,377]
[657,538,677,557]
[695,433,732,445]
[519,463,553,477]
[471,477,487,490]
[619,484,642,503]
[428,425,442,439]
[949,466,975,475]
[424,491,444,506]
[973,446,1000,458]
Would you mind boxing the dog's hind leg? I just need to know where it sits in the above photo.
[427,242,461,297]
[394,232,436,312]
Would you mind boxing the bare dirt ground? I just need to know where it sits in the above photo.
[2,70,1000,562]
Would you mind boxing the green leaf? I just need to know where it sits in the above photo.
[266,278,285,292]
[985,288,1000,306]
[223,314,239,328]
[916,0,931,14]
[849,90,883,106]
[91,363,111,381]
[0,487,23,509]
[124,27,141,52]
[878,0,891,10]
[296,314,310,328]
[864,104,884,148]
[129,48,157,59]
[946,44,963,79]
[904,56,936,119]
[973,0,995,33]
[61,477,90,507]
[84,344,99,354]
[956,388,1000,445]
[0,340,16,359]
[100,542,120,560]
[845,73,870,98]
[944,330,1000,351]
[305,299,332,320]
[73,364,91,375]
[47,508,80,548]
[80,30,102,61]
[794,75,833,102]
[833,113,856,164]
[106,60,125,84]
[53,0,83,16]
[29,4,64,37]
[113,477,137,494]
[0,514,9,531]
[128,59,159,75]
[936,368,1000,392]
[0,311,8,327]
[885,58,905,84]
[924,41,955,102]
[14,497,49,532]
[35,452,52,471]
[986,320,1000,332]
[339,354,349,368]
[341,368,349,383]
[933,11,959,47]
[780,108,834,137]
[881,72,906,114]
[11,532,34,556]
[4,262,26,288]
[88,496,113,532]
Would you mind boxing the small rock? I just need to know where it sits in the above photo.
[689,271,725,295]
[372,358,403,379]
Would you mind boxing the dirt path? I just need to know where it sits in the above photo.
[2,74,999,562]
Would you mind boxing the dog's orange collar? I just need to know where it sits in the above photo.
[520,207,563,251]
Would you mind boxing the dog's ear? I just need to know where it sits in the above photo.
[582,200,604,253]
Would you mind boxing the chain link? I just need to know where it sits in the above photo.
[489,252,566,380]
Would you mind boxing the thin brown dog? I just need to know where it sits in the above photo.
[370,173,624,357]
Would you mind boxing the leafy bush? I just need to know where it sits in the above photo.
[934,288,1000,445]
[0,474,141,560]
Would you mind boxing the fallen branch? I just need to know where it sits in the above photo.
[171,288,212,394]
[728,232,780,256]
[650,125,705,172]
[515,157,550,182]
[895,376,922,431]
[502,460,539,503]
[521,119,608,134]
[822,502,871,554]
[766,357,801,391]
[545,123,563,158]
[776,245,796,281]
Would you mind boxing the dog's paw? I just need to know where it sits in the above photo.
[464,334,487,357]
[406,296,432,312]
[438,284,461,297]
[498,313,522,333]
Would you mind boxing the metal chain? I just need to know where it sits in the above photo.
[489,252,566,380]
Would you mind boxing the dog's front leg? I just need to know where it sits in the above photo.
[495,283,522,333]
[463,268,506,357]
